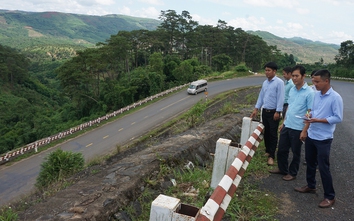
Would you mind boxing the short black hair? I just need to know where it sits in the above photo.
[291,65,306,76]
[264,62,278,71]
[311,70,318,77]
[283,66,292,73]
[314,69,331,81]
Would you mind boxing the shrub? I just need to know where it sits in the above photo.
[36,149,84,189]
[234,64,249,72]
[186,100,208,127]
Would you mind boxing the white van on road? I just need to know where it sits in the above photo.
[187,79,208,95]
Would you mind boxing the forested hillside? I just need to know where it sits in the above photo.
[1,9,353,156]
[248,30,339,64]
[0,9,161,62]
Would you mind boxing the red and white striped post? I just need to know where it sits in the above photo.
[196,123,264,221]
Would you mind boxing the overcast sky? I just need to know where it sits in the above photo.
[2,0,353,45]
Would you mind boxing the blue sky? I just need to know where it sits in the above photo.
[2,0,353,45]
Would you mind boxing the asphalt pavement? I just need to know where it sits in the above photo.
[263,80,354,221]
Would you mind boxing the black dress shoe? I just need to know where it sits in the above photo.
[294,185,316,193]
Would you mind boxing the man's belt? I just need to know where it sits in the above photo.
[263,108,276,112]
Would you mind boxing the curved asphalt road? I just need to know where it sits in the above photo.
[0,76,264,206]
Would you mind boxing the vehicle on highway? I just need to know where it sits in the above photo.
[187,79,208,95]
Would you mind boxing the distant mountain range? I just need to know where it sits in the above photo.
[248,31,339,63]
[0,9,339,64]
[0,9,160,49]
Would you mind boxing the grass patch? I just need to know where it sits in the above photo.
[0,207,18,221]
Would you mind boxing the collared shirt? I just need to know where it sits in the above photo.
[255,76,285,112]
[308,87,343,140]
[284,79,294,104]
[284,82,314,131]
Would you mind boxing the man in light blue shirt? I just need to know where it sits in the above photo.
[282,66,294,119]
[269,65,314,181]
[250,62,284,165]
[295,69,343,209]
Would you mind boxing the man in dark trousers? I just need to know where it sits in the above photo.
[294,69,343,208]
[250,62,285,165]
[269,65,314,180]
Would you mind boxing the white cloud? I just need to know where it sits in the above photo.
[95,0,115,6]
[325,0,340,5]
[276,19,283,24]
[228,16,266,30]
[243,0,299,8]
[131,7,160,18]
[76,0,96,6]
[296,7,310,14]
[139,0,164,5]
[190,13,215,25]
[117,6,131,16]
[287,22,303,30]
[330,31,352,40]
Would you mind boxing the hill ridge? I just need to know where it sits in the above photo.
[0,9,339,63]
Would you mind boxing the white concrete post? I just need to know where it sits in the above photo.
[210,138,231,189]
[150,194,180,221]
[150,194,199,221]
[240,117,252,146]
[240,117,260,146]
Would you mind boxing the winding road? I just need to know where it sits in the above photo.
[0,76,264,206]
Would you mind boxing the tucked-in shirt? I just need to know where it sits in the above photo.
[284,82,314,131]
[255,76,285,112]
[308,87,343,140]
[284,79,294,104]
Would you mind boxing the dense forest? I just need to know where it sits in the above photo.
[1,10,353,155]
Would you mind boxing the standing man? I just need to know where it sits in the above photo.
[294,69,343,208]
[282,66,294,119]
[269,65,314,181]
[250,62,284,165]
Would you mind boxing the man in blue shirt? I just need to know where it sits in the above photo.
[269,65,314,181]
[250,62,285,165]
[282,66,294,119]
[294,69,343,209]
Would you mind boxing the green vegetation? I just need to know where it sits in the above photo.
[248,30,339,64]
[123,142,277,221]
[186,100,209,126]
[0,10,160,53]
[0,207,18,221]
[35,149,84,189]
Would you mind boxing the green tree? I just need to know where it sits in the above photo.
[335,40,354,68]
[173,60,194,83]
[0,44,30,85]
[158,10,180,55]
[212,54,232,71]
